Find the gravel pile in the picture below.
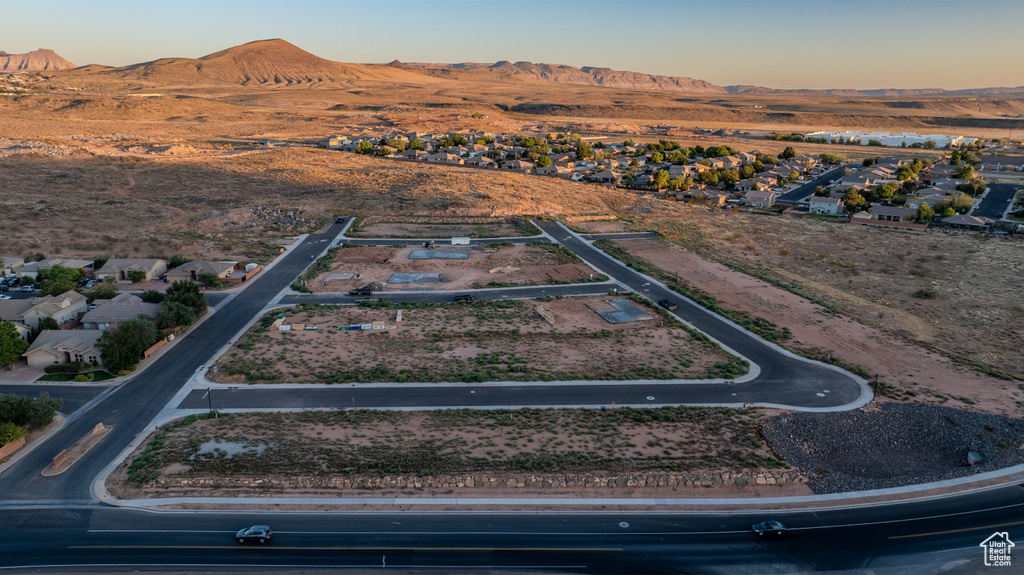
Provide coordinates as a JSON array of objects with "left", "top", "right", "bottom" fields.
[{"left": 761, "top": 403, "right": 1024, "bottom": 494}]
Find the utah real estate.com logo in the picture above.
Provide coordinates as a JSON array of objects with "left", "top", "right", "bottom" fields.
[{"left": 980, "top": 532, "right": 1013, "bottom": 567}]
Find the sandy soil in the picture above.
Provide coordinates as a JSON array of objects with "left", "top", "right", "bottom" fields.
[
  {"left": 311, "top": 243, "right": 599, "bottom": 292},
  {"left": 351, "top": 220, "right": 528, "bottom": 238},
  {"left": 614, "top": 237, "right": 1021, "bottom": 417},
  {"left": 212, "top": 296, "right": 735, "bottom": 384},
  {"left": 577, "top": 221, "right": 628, "bottom": 233}
]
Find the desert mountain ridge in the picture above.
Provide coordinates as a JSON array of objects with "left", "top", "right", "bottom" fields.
[
  {"left": 399, "top": 60, "right": 1024, "bottom": 97},
  {"left": 14, "top": 40, "right": 1023, "bottom": 96},
  {"left": 0, "top": 48, "right": 76, "bottom": 72}
]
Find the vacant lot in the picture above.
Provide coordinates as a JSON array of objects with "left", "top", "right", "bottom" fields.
[
  {"left": 211, "top": 297, "right": 744, "bottom": 384},
  {"left": 310, "top": 242, "right": 602, "bottom": 292},
  {"left": 114, "top": 406, "right": 789, "bottom": 490},
  {"left": 620, "top": 201, "right": 1024, "bottom": 417},
  {"left": 348, "top": 216, "right": 538, "bottom": 238}
]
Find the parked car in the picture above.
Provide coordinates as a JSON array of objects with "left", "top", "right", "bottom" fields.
[
  {"left": 0, "top": 295, "right": 10, "bottom": 300},
  {"left": 348, "top": 288, "right": 373, "bottom": 296},
  {"left": 454, "top": 294, "right": 474, "bottom": 302},
  {"left": 335, "top": 216, "right": 345, "bottom": 223},
  {"left": 236, "top": 525, "right": 272, "bottom": 544},
  {"left": 16, "top": 286, "right": 33, "bottom": 293},
  {"left": 0, "top": 285, "right": 7, "bottom": 292},
  {"left": 85, "top": 280, "right": 95, "bottom": 288},
  {"left": 658, "top": 299, "right": 677, "bottom": 311},
  {"left": 752, "top": 521, "right": 786, "bottom": 535}
]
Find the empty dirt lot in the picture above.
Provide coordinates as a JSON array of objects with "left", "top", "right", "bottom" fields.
[
  {"left": 309, "top": 242, "right": 602, "bottom": 292},
  {"left": 211, "top": 297, "right": 743, "bottom": 384}
]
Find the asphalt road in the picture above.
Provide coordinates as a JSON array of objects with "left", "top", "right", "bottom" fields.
[
  {"left": 0, "top": 222, "right": 349, "bottom": 503},
  {"left": 3, "top": 482, "right": 1022, "bottom": 572},
  {"left": 775, "top": 166, "right": 848, "bottom": 204},
  {"left": 0, "top": 384, "right": 105, "bottom": 415},
  {"left": 973, "top": 182, "right": 1019, "bottom": 219}
]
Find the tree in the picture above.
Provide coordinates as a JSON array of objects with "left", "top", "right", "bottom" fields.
[
  {"left": 916, "top": 203, "right": 935, "bottom": 223},
  {"left": 93, "top": 257, "right": 108, "bottom": 270},
  {"left": 788, "top": 170, "right": 800, "bottom": 181},
  {"left": 878, "top": 184, "right": 896, "bottom": 199},
  {"left": 952, "top": 165, "right": 975, "bottom": 179},
  {"left": 96, "top": 317, "right": 159, "bottom": 373},
  {"left": 39, "top": 279, "right": 77, "bottom": 297},
  {"left": 667, "top": 150, "right": 687, "bottom": 164},
  {"left": 650, "top": 151, "right": 665, "bottom": 164},
  {"left": 698, "top": 170, "right": 719, "bottom": 185},
  {"left": 651, "top": 170, "right": 671, "bottom": 189},
  {"left": 167, "top": 254, "right": 191, "bottom": 268},
  {"left": 0, "top": 322, "right": 28, "bottom": 367},
  {"left": 128, "top": 270, "right": 147, "bottom": 283},
  {"left": 576, "top": 143, "right": 594, "bottom": 159},
  {"left": 165, "top": 280, "right": 207, "bottom": 316},
  {"left": 779, "top": 146, "right": 797, "bottom": 160},
  {"left": 842, "top": 188, "right": 866, "bottom": 211},
  {"left": 721, "top": 169, "right": 740, "bottom": 187},
  {"left": 408, "top": 139, "right": 423, "bottom": 150},
  {"left": 355, "top": 141, "right": 372, "bottom": 154},
  {"left": 37, "top": 264, "right": 83, "bottom": 285},
  {"left": 739, "top": 164, "right": 756, "bottom": 179},
  {"left": 0, "top": 392, "right": 62, "bottom": 428},
  {"left": 140, "top": 290, "right": 165, "bottom": 304},
  {"left": 942, "top": 207, "right": 955, "bottom": 217},
  {"left": 36, "top": 317, "right": 59, "bottom": 331},
  {"left": 157, "top": 301, "right": 197, "bottom": 329},
  {"left": 86, "top": 283, "right": 118, "bottom": 303},
  {"left": 198, "top": 273, "right": 222, "bottom": 289},
  {"left": 33, "top": 253, "right": 45, "bottom": 262},
  {"left": 819, "top": 153, "right": 846, "bottom": 165},
  {"left": 536, "top": 155, "right": 552, "bottom": 168}
]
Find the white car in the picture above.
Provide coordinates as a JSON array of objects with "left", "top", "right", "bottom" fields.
[{"left": 0, "top": 295, "right": 10, "bottom": 300}]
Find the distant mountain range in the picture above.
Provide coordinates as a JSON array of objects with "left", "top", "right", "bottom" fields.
[
  {"left": 400, "top": 61, "right": 1024, "bottom": 97},
  {"left": 0, "top": 48, "right": 75, "bottom": 72},
  {"left": 7, "top": 41, "right": 1022, "bottom": 96}
]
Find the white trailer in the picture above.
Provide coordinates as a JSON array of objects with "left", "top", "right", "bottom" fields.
[{"left": 451, "top": 237, "right": 471, "bottom": 246}]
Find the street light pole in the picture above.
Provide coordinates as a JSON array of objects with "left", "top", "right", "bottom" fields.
[{"left": 203, "top": 388, "right": 213, "bottom": 413}]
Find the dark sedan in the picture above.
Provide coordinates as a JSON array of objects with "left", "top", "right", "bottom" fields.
[
  {"left": 752, "top": 520, "right": 786, "bottom": 535},
  {"left": 236, "top": 525, "right": 272, "bottom": 544}
]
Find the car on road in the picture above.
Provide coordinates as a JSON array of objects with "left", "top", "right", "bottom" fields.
[
  {"left": 336, "top": 216, "right": 345, "bottom": 223},
  {"left": 0, "top": 295, "right": 10, "bottom": 300},
  {"left": 236, "top": 525, "right": 272, "bottom": 544},
  {"left": 658, "top": 299, "right": 677, "bottom": 310},
  {"left": 16, "top": 286, "right": 33, "bottom": 293},
  {"left": 752, "top": 521, "right": 786, "bottom": 535},
  {"left": 348, "top": 288, "right": 373, "bottom": 296},
  {"left": 454, "top": 294, "right": 474, "bottom": 302}
]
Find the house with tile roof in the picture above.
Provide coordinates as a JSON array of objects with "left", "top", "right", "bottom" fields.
[
  {"left": 94, "top": 259, "right": 168, "bottom": 283},
  {"left": 80, "top": 293, "right": 160, "bottom": 330},
  {"left": 0, "top": 290, "right": 87, "bottom": 329},
  {"left": 23, "top": 330, "right": 103, "bottom": 367},
  {"left": 164, "top": 261, "right": 236, "bottom": 284}
]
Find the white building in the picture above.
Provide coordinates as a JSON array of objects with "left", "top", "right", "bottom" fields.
[{"left": 804, "top": 131, "right": 976, "bottom": 148}]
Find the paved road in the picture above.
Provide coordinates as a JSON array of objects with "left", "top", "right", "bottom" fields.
[
  {"left": 973, "top": 182, "right": 1019, "bottom": 219},
  {"left": 775, "top": 166, "right": 847, "bottom": 205},
  {"left": 0, "top": 384, "right": 105, "bottom": 415},
  {"left": 581, "top": 232, "right": 661, "bottom": 241},
  {"left": 3, "top": 483, "right": 1021, "bottom": 571},
  {"left": 342, "top": 236, "right": 543, "bottom": 247},
  {"left": 278, "top": 282, "right": 619, "bottom": 306},
  {"left": 0, "top": 223, "right": 349, "bottom": 502}
]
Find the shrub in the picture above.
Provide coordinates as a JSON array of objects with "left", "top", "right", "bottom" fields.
[
  {"left": 912, "top": 288, "right": 938, "bottom": 300},
  {"left": 0, "top": 421, "right": 28, "bottom": 445},
  {"left": 117, "top": 370, "right": 129, "bottom": 376},
  {"left": 74, "top": 374, "right": 89, "bottom": 382},
  {"left": 43, "top": 362, "right": 87, "bottom": 374}
]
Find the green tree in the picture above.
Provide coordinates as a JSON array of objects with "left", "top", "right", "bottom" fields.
[
  {"left": 355, "top": 140, "right": 373, "bottom": 154},
  {"left": 667, "top": 150, "right": 687, "bottom": 164},
  {"left": 739, "top": 164, "right": 756, "bottom": 179},
  {"left": 842, "top": 188, "right": 866, "bottom": 211},
  {"left": 33, "top": 253, "right": 45, "bottom": 262},
  {"left": 37, "top": 265, "right": 84, "bottom": 285},
  {"left": 167, "top": 254, "right": 191, "bottom": 268},
  {"left": 942, "top": 207, "right": 955, "bottom": 217},
  {"left": 198, "top": 273, "right": 222, "bottom": 289},
  {"left": 916, "top": 203, "right": 935, "bottom": 223},
  {"left": 86, "top": 283, "right": 118, "bottom": 303},
  {"left": 779, "top": 146, "right": 797, "bottom": 160},
  {"left": 698, "top": 170, "right": 719, "bottom": 185},
  {"left": 93, "top": 257, "right": 108, "bottom": 270},
  {"left": 0, "top": 322, "right": 28, "bottom": 367},
  {"left": 140, "top": 290, "right": 165, "bottom": 304},
  {"left": 36, "top": 317, "right": 59, "bottom": 331},
  {"left": 39, "top": 279, "right": 77, "bottom": 297},
  {"left": 128, "top": 270, "right": 147, "bottom": 283},
  {"left": 536, "top": 155, "right": 553, "bottom": 168},
  {"left": 0, "top": 392, "right": 62, "bottom": 428},
  {"left": 721, "top": 169, "right": 740, "bottom": 187},
  {"left": 650, "top": 151, "right": 665, "bottom": 163},
  {"left": 878, "top": 184, "right": 896, "bottom": 199},
  {"left": 952, "top": 165, "right": 975, "bottom": 179},
  {"left": 165, "top": 280, "right": 207, "bottom": 316},
  {"left": 96, "top": 317, "right": 159, "bottom": 373},
  {"left": 576, "top": 143, "right": 594, "bottom": 159},
  {"left": 652, "top": 169, "right": 671, "bottom": 189},
  {"left": 157, "top": 301, "right": 197, "bottom": 329},
  {"left": 408, "top": 139, "right": 423, "bottom": 150}
]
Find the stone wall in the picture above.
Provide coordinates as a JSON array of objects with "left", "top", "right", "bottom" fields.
[
  {"left": 0, "top": 436, "right": 25, "bottom": 460},
  {"left": 151, "top": 470, "right": 805, "bottom": 490}
]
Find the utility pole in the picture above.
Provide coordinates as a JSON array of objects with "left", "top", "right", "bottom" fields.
[{"left": 203, "top": 388, "right": 213, "bottom": 414}]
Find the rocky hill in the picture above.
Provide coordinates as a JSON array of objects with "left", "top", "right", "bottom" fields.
[
  {"left": 101, "top": 39, "right": 426, "bottom": 87},
  {"left": 0, "top": 48, "right": 75, "bottom": 72}
]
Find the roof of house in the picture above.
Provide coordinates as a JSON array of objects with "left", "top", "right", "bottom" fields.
[
  {"left": 0, "top": 291, "right": 85, "bottom": 322},
  {"left": 81, "top": 293, "right": 160, "bottom": 324},
  {"left": 166, "top": 261, "right": 236, "bottom": 277},
  {"left": 942, "top": 214, "right": 995, "bottom": 226},
  {"left": 1, "top": 257, "right": 25, "bottom": 269},
  {"left": 810, "top": 196, "right": 844, "bottom": 205},
  {"left": 24, "top": 329, "right": 103, "bottom": 358},
  {"left": 872, "top": 206, "right": 917, "bottom": 218},
  {"left": 19, "top": 259, "right": 94, "bottom": 273},
  {"left": 95, "top": 258, "right": 166, "bottom": 276},
  {"left": 745, "top": 189, "right": 777, "bottom": 199}
]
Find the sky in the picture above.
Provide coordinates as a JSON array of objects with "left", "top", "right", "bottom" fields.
[{"left": 2, "top": 0, "right": 1023, "bottom": 90}]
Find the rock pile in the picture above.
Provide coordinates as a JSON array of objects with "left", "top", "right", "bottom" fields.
[{"left": 761, "top": 403, "right": 1024, "bottom": 494}]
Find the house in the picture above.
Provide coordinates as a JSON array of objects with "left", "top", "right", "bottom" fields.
[
  {"left": 23, "top": 330, "right": 104, "bottom": 367},
  {"left": 1, "top": 257, "right": 24, "bottom": 276},
  {"left": 808, "top": 196, "right": 845, "bottom": 215},
  {"left": 941, "top": 214, "right": 995, "bottom": 231},
  {"left": 164, "top": 261, "right": 236, "bottom": 284},
  {"left": 535, "top": 164, "right": 573, "bottom": 177},
  {"left": 871, "top": 206, "right": 917, "bottom": 222},
  {"left": 744, "top": 189, "right": 778, "bottom": 208},
  {"left": 500, "top": 160, "right": 534, "bottom": 172},
  {"left": 427, "top": 153, "right": 463, "bottom": 165},
  {"left": 0, "top": 290, "right": 87, "bottom": 329},
  {"left": 80, "top": 293, "right": 161, "bottom": 330},
  {"left": 463, "top": 155, "right": 494, "bottom": 167},
  {"left": 396, "top": 149, "right": 429, "bottom": 160},
  {"left": 978, "top": 155, "right": 1024, "bottom": 171},
  {"left": 94, "top": 259, "right": 168, "bottom": 283},
  {"left": 736, "top": 152, "right": 758, "bottom": 165},
  {"left": 590, "top": 170, "right": 621, "bottom": 184},
  {"left": 16, "top": 259, "right": 94, "bottom": 280}
]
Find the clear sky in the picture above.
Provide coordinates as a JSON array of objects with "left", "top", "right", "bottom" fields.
[{"left": 2, "top": 0, "right": 1022, "bottom": 90}]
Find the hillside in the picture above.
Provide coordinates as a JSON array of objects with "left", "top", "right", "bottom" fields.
[
  {"left": 96, "top": 39, "right": 428, "bottom": 87},
  {"left": 0, "top": 48, "right": 75, "bottom": 71}
]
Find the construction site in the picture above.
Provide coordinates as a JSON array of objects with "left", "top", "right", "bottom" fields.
[{"left": 307, "top": 242, "right": 602, "bottom": 293}]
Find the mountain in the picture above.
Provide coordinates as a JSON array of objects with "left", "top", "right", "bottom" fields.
[
  {"left": 103, "top": 39, "right": 423, "bottom": 86},
  {"left": 0, "top": 48, "right": 75, "bottom": 72},
  {"left": 400, "top": 60, "right": 728, "bottom": 94}
]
